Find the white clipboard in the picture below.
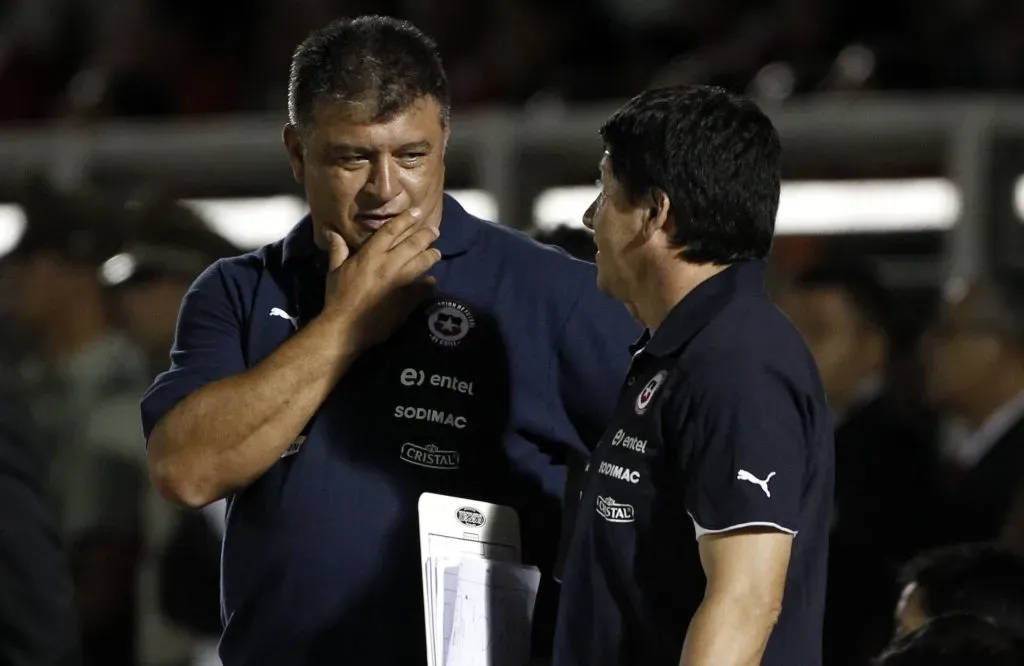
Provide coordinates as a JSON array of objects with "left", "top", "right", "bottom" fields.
[{"left": 418, "top": 492, "right": 522, "bottom": 666}]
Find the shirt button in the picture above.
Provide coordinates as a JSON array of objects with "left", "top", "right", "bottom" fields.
[{"left": 627, "top": 376, "right": 636, "bottom": 386}]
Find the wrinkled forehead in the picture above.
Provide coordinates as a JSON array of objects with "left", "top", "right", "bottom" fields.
[{"left": 308, "top": 96, "right": 445, "bottom": 140}]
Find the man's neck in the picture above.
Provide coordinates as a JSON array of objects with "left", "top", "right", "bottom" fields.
[{"left": 631, "top": 259, "right": 728, "bottom": 331}]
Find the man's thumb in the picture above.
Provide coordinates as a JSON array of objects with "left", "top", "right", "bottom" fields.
[{"left": 326, "top": 230, "right": 349, "bottom": 271}]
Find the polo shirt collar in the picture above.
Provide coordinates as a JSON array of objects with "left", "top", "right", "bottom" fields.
[
  {"left": 634, "top": 259, "right": 768, "bottom": 357},
  {"left": 282, "top": 192, "right": 480, "bottom": 267}
]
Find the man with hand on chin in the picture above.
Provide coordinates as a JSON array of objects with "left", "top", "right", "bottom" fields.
[
  {"left": 553, "top": 85, "right": 834, "bottom": 666},
  {"left": 140, "top": 15, "right": 638, "bottom": 666}
]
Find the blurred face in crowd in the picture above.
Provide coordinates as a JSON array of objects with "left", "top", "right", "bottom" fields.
[
  {"left": 1, "top": 254, "right": 76, "bottom": 334},
  {"left": 923, "top": 281, "right": 1006, "bottom": 410},
  {"left": 584, "top": 152, "right": 660, "bottom": 303},
  {"left": 284, "top": 96, "right": 448, "bottom": 253},
  {"left": 784, "top": 286, "right": 885, "bottom": 408},
  {"left": 894, "top": 581, "right": 929, "bottom": 637},
  {"left": 112, "top": 280, "right": 188, "bottom": 364}
]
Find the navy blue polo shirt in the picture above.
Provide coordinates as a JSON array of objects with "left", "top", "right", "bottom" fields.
[
  {"left": 553, "top": 260, "right": 834, "bottom": 666},
  {"left": 140, "top": 195, "right": 640, "bottom": 665}
]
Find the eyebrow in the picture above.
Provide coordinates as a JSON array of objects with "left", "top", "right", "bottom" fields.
[
  {"left": 395, "top": 141, "right": 432, "bottom": 153},
  {"left": 326, "top": 140, "right": 432, "bottom": 155}
]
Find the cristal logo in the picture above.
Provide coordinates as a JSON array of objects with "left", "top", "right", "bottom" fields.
[
  {"left": 455, "top": 506, "right": 486, "bottom": 527},
  {"left": 596, "top": 496, "right": 635, "bottom": 523},
  {"left": 399, "top": 443, "right": 460, "bottom": 470}
]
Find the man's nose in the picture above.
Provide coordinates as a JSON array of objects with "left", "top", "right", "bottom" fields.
[
  {"left": 365, "top": 158, "right": 400, "bottom": 201},
  {"left": 583, "top": 201, "right": 597, "bottom": 230}
]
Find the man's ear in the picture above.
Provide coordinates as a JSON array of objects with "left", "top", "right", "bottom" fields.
[
  {"left": 641, "top": 189, "right": 672, "bottom": 240},
  {"left": 283, "top": 124, "right": 306, "bottom": 184}
]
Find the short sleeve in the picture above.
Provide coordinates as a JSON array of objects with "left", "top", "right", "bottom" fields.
[
  {"left": 141, "top": 260, "right": 247, "bottom": 440},
  {"left": 683, "top": 356, "right": 808, "bottom": 538}
]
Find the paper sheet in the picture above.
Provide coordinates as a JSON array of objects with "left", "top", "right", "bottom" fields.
[
  {"left": 419, "top": 493, "right": 529, "bottom": 666},
  {"left": 446, "top": 558, "right": 542, "bottom": 666}
]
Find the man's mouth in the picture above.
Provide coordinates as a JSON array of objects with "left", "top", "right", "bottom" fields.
[{"left": 355, "top": 212, "right": 399, "bottom": 230}]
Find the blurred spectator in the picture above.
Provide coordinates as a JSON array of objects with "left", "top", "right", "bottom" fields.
[
  {"left": 531, "top": 225, "right": 595, "bottom": 262},
  {"left": 103, "top": 194, "right": 241, "bottom": 374},
  {"left": 876, "top": 613, "right": 1024, "bottom": 666},
  {"left": 782, "top": 253, "right": 940, "bottom": 666},
  {"left": 922, "top": 278, "right": 1024, "bottom": 544},
  {"left": 0, "top": 176, "right": 150, "bottom": 665},
  {"left": 0, "top": 373, "right": 80, "bottom": 666},
  {"left": 894, "top": 543, "right": 1024, "bottom": 638},
  {"left": 101, "top": 193, "right": 240, "bottom": 666}
]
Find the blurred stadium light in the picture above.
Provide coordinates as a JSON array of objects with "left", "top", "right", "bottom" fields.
[
  {"left": 1, "top": 178, "right": 1023, "bottom": 257},
  {"left": 533, "top": 178, "right": 963, "bottom": 234}
]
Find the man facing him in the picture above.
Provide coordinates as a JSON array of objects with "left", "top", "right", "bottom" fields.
[
  {"left": 553, "top": 86, "right": 834, "bottom": 666},
  {"left": 140, "top": 15, "right": 639, "bottom": 665}
]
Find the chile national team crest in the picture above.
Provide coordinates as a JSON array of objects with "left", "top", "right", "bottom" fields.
[
  {"left": 635, "top": 370, "right": 668, "bottom": 414},
  {"left": 426, "top": 299, "right": 475, "bottom": 347}
]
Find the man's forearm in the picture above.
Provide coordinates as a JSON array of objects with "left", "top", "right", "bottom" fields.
[
  {"left": 148, "top": 309, "right": 362, "bottom": 507},
  {"left": 679, "top": 594, "right": 779, "bottom": 666}
]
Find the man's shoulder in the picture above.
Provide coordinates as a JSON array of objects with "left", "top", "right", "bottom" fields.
[
  {"left": 472, "top": 218, "right": 599, "bottom": 302},
  {"left": 697, "top": 295, "right": 814, "bottom": 368},
  {"left": 475, "top": 218, "right": 594, "bottom": 273},
  {"left": 207, "top": 240, "right": 281, "bottom": 281},
  {"left": 682, "top": 296, "right": 824, "bottom": 406},
  {"left": 187, "top": 238, "right": 288, "bottom": 310}
]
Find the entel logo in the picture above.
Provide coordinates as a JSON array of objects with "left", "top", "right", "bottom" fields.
[
  {"left": 456, "top": 507, "right": 486, "bottom": 527},
  {"left": 610, "top": 429, "right": 648, "bottom": 454}
]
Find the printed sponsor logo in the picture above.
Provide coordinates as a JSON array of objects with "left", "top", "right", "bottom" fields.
[
  {"left": 400, "top": 368, "right": 475, "bottom": 395},
  {"left": 394, "top": 405, "right": 467, "bottom": 429},
  {"left": 456, "top": 506, "right": 486, "bottom": 527},
  {"left": 610, "top": 429, "right": 647, "bottom": 454},
  {"left": 400, "top": 443, "right": 460, "bottom": 470},
  {"left": 598, "top": 461, "right": 641, "bottom": 484},
  {"left": 596, "top": 496, "right": 635, "bottom": 523}
]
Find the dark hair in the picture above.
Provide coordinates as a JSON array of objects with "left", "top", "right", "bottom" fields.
[
  {"left": 899, "top": 543, "right": 1024, "bottom": 637},
  {"left": 794, "top": 250, "right": 895, "bottom": 339},
  {"left": 876, "top": 614, "right": 1024, "bottom": 666},
  {"left": 288, "top": 15, "right": 450, "bottom": 129},
  {"left": 600, "top": 85, "right": 781, "bottom": 265}
]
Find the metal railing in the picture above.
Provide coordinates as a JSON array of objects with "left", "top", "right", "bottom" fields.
[{"left": 3, "top": 94, "right": 1024, "bottom": 281}]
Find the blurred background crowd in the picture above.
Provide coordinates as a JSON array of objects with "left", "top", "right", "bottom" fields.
[
  {"left": 3, "top": 0, "right": 1024, "bottom": 119},
  {"left": 2, "top": 1, "right": 1024, "bottom": 666}
]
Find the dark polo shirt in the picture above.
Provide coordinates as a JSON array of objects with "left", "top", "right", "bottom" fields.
[
  {"left": 140, "top": 195, "right": 640, "bottom": 665},
  {"left": 553, "top": 260, "right": 834, "bottom": 666}
]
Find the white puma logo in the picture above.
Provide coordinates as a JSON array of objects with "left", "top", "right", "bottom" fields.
[
  {"left": 269, "top": 307, "right": 298, "bottom": 330},
  {"left": 737, "top": 469, "right": 776, "bottom": 498}
]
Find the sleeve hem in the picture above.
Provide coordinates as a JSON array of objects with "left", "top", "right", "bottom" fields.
[{"left": 688, "top": 512, "right": 798, "bottom": 540}]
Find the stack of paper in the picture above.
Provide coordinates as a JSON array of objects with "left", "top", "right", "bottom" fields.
[
  {"left": 425, "top": 556, "right": 541, "bottom": 666},
  {"left": 419, "top": 493, "right": 542, "bottom": 666}
]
